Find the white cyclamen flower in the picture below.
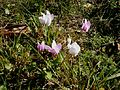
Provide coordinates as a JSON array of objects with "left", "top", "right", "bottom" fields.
[
  {"left": 67, "top": 38, "right": 80, "bottom": 56},
  {"left": 39, "top": 10, "right": 54, "bottom": 26}
]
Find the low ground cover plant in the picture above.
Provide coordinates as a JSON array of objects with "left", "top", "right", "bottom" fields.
[{"left": 0, "top": 0, "right": 120, "bottom": 90}]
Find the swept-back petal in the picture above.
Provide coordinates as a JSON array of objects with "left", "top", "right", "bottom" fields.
[
  {"left": 52, "top": 40, "right": 57, "bottom": 49},
  {"left": 68, "top": 42, "right": 80, "bottom": 56},
  {"left": 46, "top": 10, "right": 50, "bottom": 15},
  {"left": 54, "top": 44, "right": 62, "bottom": 54},
  {"left": 37, "top": 41, "right": 45, "bottom": 51},
  {"left": 39, "top": 10, "right": 54, "bottom": 26},
  {"left": 81, "top": 19, "right": 91, "bottom": 32}
]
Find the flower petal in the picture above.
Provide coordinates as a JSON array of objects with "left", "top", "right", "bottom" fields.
[
  {"left": 68, "top": 42, "right": 80, "bottom": 56},
  {"left": 48, "top": 44, "right": 62, "bottom": 55},
  {"left": 37, "top": 41, "right": 45, "bottom": 51},
  {"left": 46, "top": 10, "right": 50, "bottom": 15},
  {"left": 52, "top": 40, "right": 57, "bottom": 49},
  {"left": 39, "top": 10, "right": 54, "bottom": 26},
  {"left": 81, "top": 19, "right": 91, "bottom": 32},
  {"left": 54, "top": 44, "right": 62, "bottom": 54}
]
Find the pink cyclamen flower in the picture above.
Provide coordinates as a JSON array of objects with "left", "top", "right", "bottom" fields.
[
  {"left": 47, "top": 40, "right": 62, "bottom": 55},
  {"left": 37, "top": 40, "right": 62, "bottom": 56},
  {"left": 37, "top": 41, "right": 46, "bottom": 51},
  {"left": 81, "top": 19, "right": 91, "bottom": 32},
  {"left": 39, "top": 10, "right": 54, "bottom": 26},
  {"left": 37, "top": 41, "right": 51, "bottom": 51}
]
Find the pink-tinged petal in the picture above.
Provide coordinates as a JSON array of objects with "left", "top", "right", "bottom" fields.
[
  {"left": 81, "top": 24, "right": 84, "bottom": 29},
  {"left": 54, "top": 44, "right": 62, "bottom": 54},
  {"left": 81, "top": 19, "right": 91, "bottom": 32},
  {"left": 44, "top": 45, "right": 56, "bottom": 55},
  {"left": 44, "top": 45, "right": 52, "bottom": 51},
  {"left": 57, "top": 44, "right": 62, "bottom": 50},
  {"left": 48, "top": 48, "right": 56, "bottom": 55},
  {"left": 81, "top": 23, "right": 86, "bottom": 31},
  {"left": 48, "top": 44, "right": 62, "bottom": 55},
  {"left": 86, "top": 21, "right": 91, "bottom": 31},
  {"left": 47, "top": 40, "right": 62, "bottom": 55},
  {"left": 37, "top": 42, "right": 45, "bottom": 51},
  {"left": 37, "top": 40, "right": 62, "bottom": 56}
]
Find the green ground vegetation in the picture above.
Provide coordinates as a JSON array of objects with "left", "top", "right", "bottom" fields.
[{"left": 0, "top": 0, "right": 120, "bottom": 90}]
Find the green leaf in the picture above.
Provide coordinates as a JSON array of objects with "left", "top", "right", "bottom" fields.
[
  {"left": 0, "top": 85, "right": 7, "bottom": 90},
  {"left": 45, "top": 72, "right": 52, "bottom": 80},
  {"left": 5, "top": 63, "right": 13, "bottom": 70},
  {"left": 107, "top": 73, "right": 120, "bottom": 80}
]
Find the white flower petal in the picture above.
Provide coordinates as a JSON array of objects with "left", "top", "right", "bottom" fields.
[
  {"left": 68, "top": 42, "right": 80, "bottom": 56},
  {"left": 41, "top": 12, "right": 45, "bottom": 16},
  {"left": 52, "top": 40, "right": 57, "bottom": 49},
  {"left": 41, "top": 41, "right": 45, "bottom": 45},
  {"left": 84, "top": 19, "right": 87, "bottom": 23},
  {"left": 46, "top": 16, "right": 52, "bottom": 26},
  {"left": 46, "top": 10, "right": 50, "bottom": 15},
  {"left": 67, "top": 38, "right": 72, "bottom": 44},
  {"left": 39, "top": 10, "right": 54, "bottom": 26}
]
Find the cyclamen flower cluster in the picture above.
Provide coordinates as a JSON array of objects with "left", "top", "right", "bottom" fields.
[
  {"left": 37, "top": 40, "right": 62, "bottom": 56},
  {"left": 39, "top": 10, "right": 91, "bottom": 32},
  {"left": 37, "top": 38, "right": 80, "bottom": 56},
  {"left": 38, "top": 10, "right": 91, "bottom": 56}
]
